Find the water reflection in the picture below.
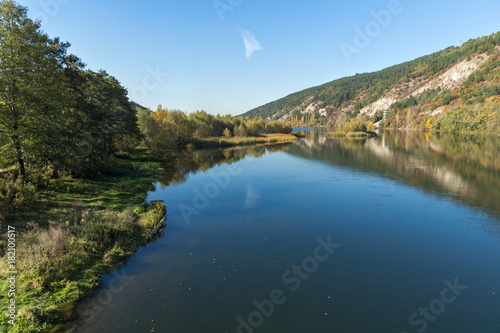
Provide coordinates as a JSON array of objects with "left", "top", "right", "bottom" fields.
[
  {"left": 68, "top": 129, "right": 500, "bottom": 333},
  {"left": 155, "top": 131, "right": 500, "bottom": 218},
  {"left": 289, "top": 130, "right": 500, "bottom": 218},
  {"left": 156, "top": 143, "right": 293, "bottom": 188}
]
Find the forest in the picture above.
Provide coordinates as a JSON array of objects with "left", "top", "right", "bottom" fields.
[
  {"left": 0, "top": 2, "right": 293, "bottom": 331},
  {"left": 243, "top": 31, "right": 500, "bottom": 133},
  {"left": 0, "top": 0, "right": 293, "bottom": 218}
]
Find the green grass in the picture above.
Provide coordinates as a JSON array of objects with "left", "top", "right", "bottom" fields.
[{"left": 0, "top": 148, "right": 166, "bottom": 333}]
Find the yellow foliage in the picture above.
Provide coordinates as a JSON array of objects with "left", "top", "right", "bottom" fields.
[
  {"left": 367, "top": 121, "right": 375, "bottom": 131},
  {"left": 153, "top": 105, "right": 169, "bottom": 125},
  {"left": 425, "top": 119, "right": 433, "bottom": 131}
]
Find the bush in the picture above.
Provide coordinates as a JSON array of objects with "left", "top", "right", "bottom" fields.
[
  {"left": 222, "top": 128, "right": 233, "bottom": 138},
  {"left": 138, "top": 201, "right": 166, "bottom": 233},
  {"left": 342, "top": 119, "right": 367, "bottom": 133},
  {"left": 245, "top": 118, "right": 266, "bottom": 136},
  {"left": 265, "top": 121, "right": 293, "bottom": 134},
  {"left": 0, "top": 176, "right": 37, "bottom": 216}
]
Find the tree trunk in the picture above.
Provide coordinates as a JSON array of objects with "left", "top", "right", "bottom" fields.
[
  {"left": 12, "top": 135, "right": 26, "bottom": 178},
  {"left": 50, "top": 162, "right": 60, "bottom": 179}
]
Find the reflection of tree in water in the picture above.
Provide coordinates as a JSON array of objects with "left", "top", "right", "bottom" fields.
[
  {"left": 338, "top": 138, "right": 367, "bottom": 149},
  {"left": 288, "top": 130, "right": 500, "bottom": 217},
  {"left": 156, "top": 144, "right": 292, "bottom": 188}
]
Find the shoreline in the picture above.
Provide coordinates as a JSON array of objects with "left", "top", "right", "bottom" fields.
[
  {"left": 0, "top": 140, "right": 298, "bottom": 333},
  {"left": 377, "top": 126, "right": 500, "bottom": 136},
  {"left": 190, "top": 133, "right": 298, "bottom": 149},
  {"left": 0, "top": 148, "right": 166, "bottom": 332}
]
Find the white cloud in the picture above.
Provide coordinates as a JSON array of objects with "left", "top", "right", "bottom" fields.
[{"left": 237, "top": 26, "right": 263, "bottom": 59}]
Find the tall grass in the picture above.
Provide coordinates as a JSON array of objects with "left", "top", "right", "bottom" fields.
[
  {"left": 0, "top": 201, "right": 166, "bottom": 332},
  {"left": 191, "top": 133, "right": 297, "bottom": 149},
  {"left": 0, "top": 148, "right": 165, "bottom": 332}
]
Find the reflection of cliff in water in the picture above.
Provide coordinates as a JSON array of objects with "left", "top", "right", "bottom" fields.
[
  {"left": 287, "top": 130, "right": 500, "bottom": 217},
  {"left": 157, "top": 144, "right": 293, "bottom": 188}
]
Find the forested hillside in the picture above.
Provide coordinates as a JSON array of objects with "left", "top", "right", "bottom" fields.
[{"left": 242, "top": 32, "right": 500, "bottom": 134}]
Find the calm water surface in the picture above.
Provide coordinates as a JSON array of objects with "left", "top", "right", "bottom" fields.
[{"left": 69, "top": 130, "right": 500, "bottom": 333}]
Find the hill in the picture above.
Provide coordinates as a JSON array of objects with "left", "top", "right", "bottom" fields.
[{"left": 241, "top": 32, "right": 500, "bottom": 134}]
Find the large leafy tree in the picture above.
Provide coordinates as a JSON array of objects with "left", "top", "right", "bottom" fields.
[
  {"left": 87, "top": 70, "right": 140, "bottom": 158},
  {"left": 69, "top": 69, "right": 140, "bottom": 173},
  {"left": 0, "top": 0, "right": 69, "bottom": 178}
]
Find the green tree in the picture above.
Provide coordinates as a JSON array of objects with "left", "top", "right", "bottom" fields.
[
  {"left": 233, "top": 124, "right": 248, "bottom": 137},
  {"left": 0, "top": 0, "right": 69, "bottom": 178},
  {"left": 222, "top": 127, "right": 232, "bottom": 137},
  {"left": 137, "top": 107, "right": 176, "bottom": 157},
  {"left": 162, "top": 109, "right": 196, "bottom": 147},
  {"left": 342, "top": 119, "right": 367, "bottom": 133},
  {"left": 245, "top": 117, "right": 265, "bottom": 136}
]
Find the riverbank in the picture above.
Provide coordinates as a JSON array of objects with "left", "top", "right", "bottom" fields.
[
  {"left": 190, "top": 133, "right": 298, "bottom": 149},
  {"left": 0, "top": 149, "right": 166, "bottom": 333},
  {"left": 378, "top": 126, "right": 500, "bottom": 136},
  {"left": 326, "top": 131, "right": 378, "bottom": 138},
  {"left": 0, "top": 138, "right": 299, "bottom": 332}
]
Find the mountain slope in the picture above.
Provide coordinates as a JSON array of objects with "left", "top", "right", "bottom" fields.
[{"left": 241, "top": 32, "right": 500, "bottom": 133}]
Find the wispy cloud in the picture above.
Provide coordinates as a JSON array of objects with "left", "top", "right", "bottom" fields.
[
  {"left": 237, "top": 26, "right": 263, "bottom": 59},
  {"left": 244, "top": 183, "right": 261, "bottom": 209}
]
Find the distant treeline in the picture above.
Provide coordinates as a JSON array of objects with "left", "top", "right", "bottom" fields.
[
  {"left": 137, "top": 106, "right": 292, "bottom": 156},
  {"left": 0, "top": 0, "right": 293, "bottom": 182}
]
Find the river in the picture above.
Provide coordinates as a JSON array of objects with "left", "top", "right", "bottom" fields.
[{"left": 67, "top": 130, "right": 500, "bottom": 333}]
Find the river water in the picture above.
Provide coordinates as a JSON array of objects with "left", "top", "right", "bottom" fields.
[{"left": 68, "top": 130, "right": 500, "bottom": 333}]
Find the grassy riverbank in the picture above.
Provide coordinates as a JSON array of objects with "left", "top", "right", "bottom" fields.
[
  {"left": 0, "top": 149, "right": 166, "bottom": 333},
  {"left": 190, "top": 133, "right": 298, "bottom": 149},
  {"left": 326, "top": 131, "right": 378, "bottom": 138}
]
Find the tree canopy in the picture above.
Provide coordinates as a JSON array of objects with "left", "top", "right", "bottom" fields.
[{"left": 0, "top": 0, "right": 140, "bottom": 178}]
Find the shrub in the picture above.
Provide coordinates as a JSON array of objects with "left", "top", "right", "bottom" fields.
[
  {"left": 265, "top": 121, "right": 293, "bottom": 134},
  {"left": 245, "top": 118, "right": 265, "bottom": 136},
  {"left": 0, "top": 176, "right": 37, "bottom": 216},
  {"left": 138, "top": 201, "right": 166, "bottom": 233},
  {"left": 222, "top": 128, "right": 233, "bottom": 138},
  {"left": 342, "top": 119, "right": 367, "bottom": 133}
]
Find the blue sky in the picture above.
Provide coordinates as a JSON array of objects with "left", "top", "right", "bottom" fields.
[{"left": 19, "top": 0, "right": 500, "bottom": 115}]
